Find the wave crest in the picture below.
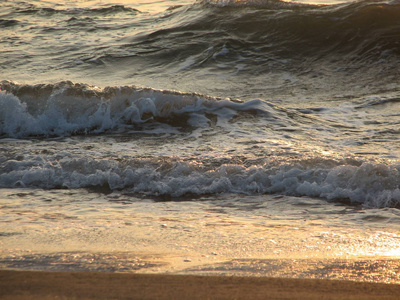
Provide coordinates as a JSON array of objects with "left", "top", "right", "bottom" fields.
[
  {"left": 0, "top": 81, "right": 269, "bottom": 138},
  {"left": 1, "top": 151, "right": 400, "bottom": 208}
]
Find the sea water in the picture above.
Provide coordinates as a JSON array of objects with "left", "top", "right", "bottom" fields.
[{"left": 1, "top": 0, "right": 400, "bottom": 282}]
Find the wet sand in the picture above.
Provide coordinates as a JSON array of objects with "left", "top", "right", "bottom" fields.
[
  {"left": 2, "top": 191, "right": 400, "bottom": 298},
  {"left": 2, "top": 269, "right": 400, "bottom": 300}
]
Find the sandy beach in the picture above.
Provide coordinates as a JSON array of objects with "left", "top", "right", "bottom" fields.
[
  {"left": 2, "top": 269, "right": 400, "bottom": 300},
  {"left": 2, "top": 190, "right": 400, "bottom": 299}
]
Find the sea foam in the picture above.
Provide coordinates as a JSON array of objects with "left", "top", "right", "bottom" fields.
[
  {"left": 0, "top": 82, "right": 270, "bottom": 138},
  {"left": 1, "top": 151, "right": 400, "bottom": 208}
]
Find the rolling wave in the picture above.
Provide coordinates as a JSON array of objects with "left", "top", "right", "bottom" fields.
[
  {"left": 94, "top": 0, "right": 399, "bottom": 91},
  {"left": 1, "top": 145, "right": 400, "bottom": 208},
  {"left": 1, "top": 0, "right": 399, "bottom": 94},
  {"left": 12, "top": 4, "right": 139, "bottom": 16},
  {"left": 0, "top": 81, "right": 271, "bottom": 138},
  {"left": 129, "top": 0, "right": 400, "bottom": 66}
]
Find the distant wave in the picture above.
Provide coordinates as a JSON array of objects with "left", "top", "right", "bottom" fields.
[
  {"left": 2, "top": 0, "right": 399, "bottom": 92},
  {"left": 198, "top": 0, "right": 400, "bottom": 59},
  {"left": 200, "top": 0, "right": 315, "bottom": 8},
  {"left": 0, "top": 19, "right": 20, "bottom": 27},
  {"left": 114, "top": 0, "right": 400, "bottom": 78},
  {"left": 14, "top": 4, "right": 139, "bottom": 16}
]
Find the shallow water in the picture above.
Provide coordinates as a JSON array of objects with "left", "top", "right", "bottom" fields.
[{"left": 2, "top": 188, "right": 400, "bottom": 282}]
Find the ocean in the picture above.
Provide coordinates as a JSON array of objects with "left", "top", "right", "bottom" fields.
[{"left": 1, "top": 0, "right": 400, "bottom": 282}]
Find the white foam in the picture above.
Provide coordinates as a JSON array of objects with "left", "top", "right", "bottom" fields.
[
  {"left": 0, "top": 84, "right": 271, "bottom": 138},
  {"left": 1, "top": 152, "right": 400, "bottom": 208}
]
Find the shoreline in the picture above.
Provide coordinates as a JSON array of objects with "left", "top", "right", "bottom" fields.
[{"left": 2, "top": 269, "right": 400, "bottom": 300}]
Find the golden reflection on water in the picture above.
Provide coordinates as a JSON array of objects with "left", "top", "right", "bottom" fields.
[
  {"left": 46, "top": 0, "right": 193, "bottom": 13},
  {"left": 340, "top": 232, "right": 400, "bottom": 259},
  {"left": 43, "top": 0, "right": 359, "bottom": 11},
  {"left": 361, "top": 232, "right": 400, "bottom": 258},
  {"left": 1, "top": 187, "right": 400, "bottom": 282}
]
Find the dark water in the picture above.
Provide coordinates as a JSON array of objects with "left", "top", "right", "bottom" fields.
[{"left": 1, "top": 0, "right": 399, "bottom": 95}]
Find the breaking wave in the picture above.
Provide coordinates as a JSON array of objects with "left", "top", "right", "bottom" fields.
[
  {"left": 0, "top": 81, "right": 271, "bottom": 138},
  {"left": 1, "top": 151, "right": 400, "bottom": 208}
]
